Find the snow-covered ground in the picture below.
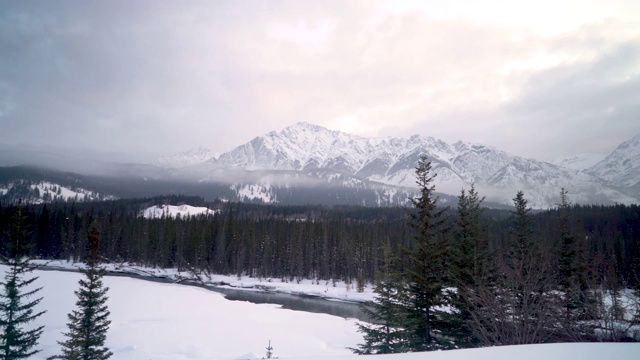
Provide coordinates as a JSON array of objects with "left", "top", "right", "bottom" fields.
[
  {"left": 140, "top": 204, "right": 219, "bottom": 219},
  {"left": 3, "top": 264, "right": 639, "bottom": 360}
]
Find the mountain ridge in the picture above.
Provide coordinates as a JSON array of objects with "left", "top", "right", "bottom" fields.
[
  {"left": 2, "top": 123, "right": 637, "bottom": 208},
  {"left": 161, "top": 122, "right": 638, "bottom": 208}
]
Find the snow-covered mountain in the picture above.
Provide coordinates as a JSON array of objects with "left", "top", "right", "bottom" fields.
[
  {"left": 2, "top": 123, "right": 637, "bottom": 208},
  {"left": 190, "top": 122, "right": 638, "bottom": 208},
  {"left": 588, "top": 133, "right": 640, "bottom": 188},
  {"left": 157, "top": 147, "right": 219, "bottom": 169}
]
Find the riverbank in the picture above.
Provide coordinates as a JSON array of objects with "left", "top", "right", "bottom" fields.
[{"left": 32, "top": 259, "right": 377, "bottom": 303}]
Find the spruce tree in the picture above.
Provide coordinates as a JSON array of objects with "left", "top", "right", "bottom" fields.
[
  {"left": 449, "top": 184, "right": 492, "bottom": 346},
  {"left": 558, "top": 188, "right": 577, "bottom": 290},
  {"left": 401, "top": 155, "right": 451, "bottom": 351},
  {"left": 352, "top": 280, "right": 405, "bottom": 354},
  {"left": 55, "top": 226, "right": 112, "bottom": 360},
  {"left": 352, "top": 241, "right": 406, "bottom": 355},
  {"left": 352, "top": 156, "right": 451, "bottom": 353},
  {"left": 0, "top": 205, "right": 46, "bottom": 360},
  {"left": 556, "top": 189, "right": 594, "bottom": 340}
]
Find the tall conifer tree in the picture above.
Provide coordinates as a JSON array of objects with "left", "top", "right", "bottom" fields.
[
  {"left": 449, "top": 184, "right": 492, "bottom": 346},
  {"left": 55, "top": 226, "right": 112, "bottom": 360},
  {"left": 352, "top": 156, "right": 452, "bottom": 353},
  {"left": 352, "top": 240, "right": 405, "bottom": 355},
  {"left": 0, "top": 205, "right": 46, "bottom": 360},
  {"left": 556, "top": 189, "right": 596, "bottom": 340},
  {"left": 402, "top": 155, "right": 451, "bottom": 351},
  {"left": 398, "top": 155, "right": 454, "bottom": 351}
]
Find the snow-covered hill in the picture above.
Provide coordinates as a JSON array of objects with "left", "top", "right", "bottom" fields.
[
  {"left": 141, "top": 204, "right": 218, "bottom": 219},
  {"left": 0, "top": 180, "right": 116, "bottom": 204},
  {"left": 188, "top": 122, "right": 638, "bottom": 208},
  {"left": 588, "top": 133, "right": 640, "bottom": 188},
  {"left": 156, "top": 147, "right": 219, "bottom": 169}
]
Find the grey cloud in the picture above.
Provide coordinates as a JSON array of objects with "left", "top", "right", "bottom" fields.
[
  {"left": 500, "top": 42, "right": 640, "bottom": 158},
  {"left": 0, "top": 1, "right": 639, "bottom": 164}
]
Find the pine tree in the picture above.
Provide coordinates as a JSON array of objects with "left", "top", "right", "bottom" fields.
[
  {"left": 558, "top": 188, "right": 577, "bottom": 290},
  {"left": 401, "top": 155, "right": 451, "bottom": 351},
  {"left": 449, "top": 184, "right": 492, "bottom": 346},
  {"left": 0, "top": 205, "right": 46, "bottom": 359},
  {"left": 352, "top": 156, "right": 452, "bottom": 353},
  {"left": 352, "top": 236, "right": 407, "bottom": 355},
  {"left": 556, "top": 189, "right": 594, "bottom": 340},
  {"left": 352, "top": 273, "right": 406, "bottom": 354},
  {"left": 55, "top": 226, "right": 112, "bottom": 360}
]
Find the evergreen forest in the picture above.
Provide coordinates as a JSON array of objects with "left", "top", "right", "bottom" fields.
[{"left": 0, "top": 197, "right": 638, "bottom": 289}]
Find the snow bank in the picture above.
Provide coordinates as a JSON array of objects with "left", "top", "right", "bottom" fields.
[{"left": 34, "top": 260, "right": 378, "bottom": 303}]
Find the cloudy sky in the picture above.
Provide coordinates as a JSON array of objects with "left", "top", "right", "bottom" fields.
[{"left": 1, "top": 0, "right": 639, "bottom": 162}]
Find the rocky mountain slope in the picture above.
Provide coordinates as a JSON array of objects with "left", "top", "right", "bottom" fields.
[
  {"left": 164, "top": 122, "right": 637, "bottom": 208},
  {"left": 551, "top": 153, "right": 606, "bottom": 171},
  {"left": 587, "top": 133, "right": 640, "bottom": 188},
  {"left": 9, "top": 123, "right": 633, "bottom": 208}
]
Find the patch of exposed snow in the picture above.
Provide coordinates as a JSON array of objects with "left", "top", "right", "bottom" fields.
[
  {"left": 232, "top": 184, "right": 276, "bottom": 203},
  {"left": 141, "top": 204, "right": 219, "bottom": 219}
]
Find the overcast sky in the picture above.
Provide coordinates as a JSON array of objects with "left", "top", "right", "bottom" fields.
[{"left": 1, "top": 0, "right": 639, "bottom": 162}]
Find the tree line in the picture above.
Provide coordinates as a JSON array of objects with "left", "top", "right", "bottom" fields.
[{"left": 0, "top": 194, "right": 638, "bottom": 291}]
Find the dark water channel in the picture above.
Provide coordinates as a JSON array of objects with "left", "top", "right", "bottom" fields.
[
  {"left": 213, "top": 286, "right": 371, "bottom": 322},
  {"left": 42, "top": 267, "right": 371, "bottom": 322}
]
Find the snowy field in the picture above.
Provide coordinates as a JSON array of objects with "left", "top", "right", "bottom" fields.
[
  {"left": 2, "top": 264, "right": 639, "bottom": 360},
  {"left": 14, "top": 266, "right": 361, "bottom": 360}
]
